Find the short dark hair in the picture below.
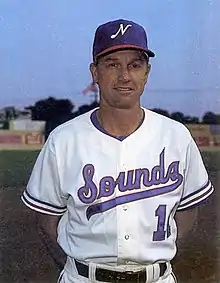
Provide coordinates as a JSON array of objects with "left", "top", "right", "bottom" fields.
[{"left": 94, "top": 48, "right": 149, "bottom": 65}]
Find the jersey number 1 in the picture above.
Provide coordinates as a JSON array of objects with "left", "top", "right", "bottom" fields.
[{"left": 153, "top": 205, "right": 171, "bottom": 241}]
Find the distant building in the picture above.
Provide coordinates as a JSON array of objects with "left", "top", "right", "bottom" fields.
[
  {"left": 0, "top": 107, "right": 31, "bottom": 121},
  {"left": 0, "top": 109, "right": 5, "bottom": 121},
  {"left": 14, "top": 109, "right": 32, "bottom": 120},
  {"left": 0, "top": 107, "right": 44, "bottom": 131}
]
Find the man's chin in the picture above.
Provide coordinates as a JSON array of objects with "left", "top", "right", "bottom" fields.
[{"left": 111, "top": 100, "right": 136, "bottom": 110}]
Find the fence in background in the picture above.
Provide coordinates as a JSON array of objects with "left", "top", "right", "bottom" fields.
[
  {"left": 0, "top": 124, "right": 219, "bottom": 150},
  {"left": 0, "top": 131, "right": 44, "bottom": 150},
  {"left": 186, "top": 124, "right": 220, "bottom": 147}
]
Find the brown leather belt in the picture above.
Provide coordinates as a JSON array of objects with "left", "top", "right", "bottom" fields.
[{"left": 74, "top": 259, "right": 167, "bottom": 282}]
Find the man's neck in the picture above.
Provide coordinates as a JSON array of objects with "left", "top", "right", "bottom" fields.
[{"left": 97, "top": 105, "right": 144, "bottom": 137}]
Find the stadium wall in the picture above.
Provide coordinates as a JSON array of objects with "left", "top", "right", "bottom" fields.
[{"left": 0, "top": 124, "right": 219, "bottom": 150}]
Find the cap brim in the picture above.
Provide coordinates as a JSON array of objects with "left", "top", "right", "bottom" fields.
[{"left": 95, "top": 44, "right": 155, "bottom": 61}]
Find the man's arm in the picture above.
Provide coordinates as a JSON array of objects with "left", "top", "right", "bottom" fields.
[
  {"left": 175, "top": 207, "right": 198, "bottom": 240},
  {"left": 36, "top": 212, "right": 67, "bottom": 271}
]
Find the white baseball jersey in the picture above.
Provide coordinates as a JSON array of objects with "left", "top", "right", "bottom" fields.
[{"left": 21, "top": 107, "right": 214, "bottom": 265}]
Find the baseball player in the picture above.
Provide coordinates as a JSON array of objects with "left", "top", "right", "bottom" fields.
[{"left": 21, "top": 19, "right": 214, "bottom": 283}]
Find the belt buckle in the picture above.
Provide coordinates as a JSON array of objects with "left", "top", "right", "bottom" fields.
[
  {"left": 114, "top": 272, "right": 129, "bottom": 282},
  {"left": 97, "top": 267, "right": 143, "bottom": 283},
  {"left": 125, "top": 270, "right": 141, "bottom": 283}
]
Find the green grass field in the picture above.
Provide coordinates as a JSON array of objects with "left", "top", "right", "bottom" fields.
[
  {"left": 0, "top": 150, "right": 39, "bottom": 187},
  {"left": 0, "top": 149, "right": 219, "bottom": 283},
  {"left": 0, "top": 149, "right": 219, "bottom": 187}
]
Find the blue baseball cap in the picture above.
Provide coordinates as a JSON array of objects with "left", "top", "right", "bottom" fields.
[{"left": 92, "top": 19, "right": 155, "bottom": 61}]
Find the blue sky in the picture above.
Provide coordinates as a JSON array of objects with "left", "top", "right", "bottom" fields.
[{"left": 0, "top": 0, "right": 219, "bottom": 118}]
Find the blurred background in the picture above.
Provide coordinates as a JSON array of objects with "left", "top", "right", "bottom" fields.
[{"left": 0, "top": 0, "right": 219, "bottom": 282}]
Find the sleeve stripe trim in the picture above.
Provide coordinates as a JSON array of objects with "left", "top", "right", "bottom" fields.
[
  {"left": 21, "top": 196, "right": 65, "bottom": 215},
  {"left": 178, "top": 183, "right": 213, "bottom": 207},
  {"left": 21, "top": 196, "right": 64, "bottom": 216},
  {"left": 177, "top": 198, "right": 209, "bottom": 211},
  {"left": 177, "top": 185, "right": 214, "bottom": 210},
  {"left": 22, "top": 191, "right": 67, "bottom": 213},
  {"left": 180, "top": 180, "right": 210, "bottom": 202},
  {"left": 24, "top": 189, "right": 67, "bottom": 211},
  {"left": 179, "top": 180, "right": 212, "bottom": 206}
]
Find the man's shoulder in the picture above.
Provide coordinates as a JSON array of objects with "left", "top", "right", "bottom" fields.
[
  {"left": 143, "top": 108, "right": 192, "bottom": 140},
  {"left": 48, "top": 109, "right": 97, "bottom": 140}
]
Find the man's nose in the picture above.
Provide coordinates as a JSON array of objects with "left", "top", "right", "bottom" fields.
[{"left": 118, "top": 66, "right": 131, "bottom": 81}]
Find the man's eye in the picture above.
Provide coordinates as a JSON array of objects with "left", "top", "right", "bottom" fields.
[
  {"left": 130, "top": 63, "right": 141, "bottom": 68},
  {"left": 107, "top": 63, "right": 118, "bottom": 68}
]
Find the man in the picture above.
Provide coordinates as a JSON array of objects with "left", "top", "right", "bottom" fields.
[{"left": 21, "top": 19, "right": 214, "bottom": 283}]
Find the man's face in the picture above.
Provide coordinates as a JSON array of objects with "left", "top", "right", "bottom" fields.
[{"left": 90, "top": 49, "right": 151, "bottom": 109}]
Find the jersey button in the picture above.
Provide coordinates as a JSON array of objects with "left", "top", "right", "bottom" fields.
[
  {"left": 124, "top": 235, "right": 129, "bottom": 240},
  {"left": 123, "top": 206, "right": 128, "bottom": 211}
]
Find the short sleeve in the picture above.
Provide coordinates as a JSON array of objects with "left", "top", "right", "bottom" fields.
[
  {"left": 21, "top": 138, "right": 68, "bottom": 215},
  {"left": 177, "top": 138, "right": 214, "bottom": 211}
]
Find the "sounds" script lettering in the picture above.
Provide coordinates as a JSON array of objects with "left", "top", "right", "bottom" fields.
[{"left": 77, "top": 148, "right": 183, "bottom": 220}]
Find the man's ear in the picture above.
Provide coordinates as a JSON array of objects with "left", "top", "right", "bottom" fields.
[
  {"left": 146, "top": 63, "right": 151, "bottom": 78},
  {"left": 143, "top": 63, "right": 151, "bottom": 84},
  {"left": 90, "top": 63, "right": 98, "bottom": 83}
]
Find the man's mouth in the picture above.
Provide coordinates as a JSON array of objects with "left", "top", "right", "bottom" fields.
[{"left": 114, "top": 87, "right": 133, "bottom": 92}]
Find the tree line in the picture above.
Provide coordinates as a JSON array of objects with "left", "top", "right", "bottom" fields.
[
  {"left": 24, "top": 97, "right": 220, "bottom": 140},
  {"left": 25, "top": 96, "right": 220, "bottom": 124}
]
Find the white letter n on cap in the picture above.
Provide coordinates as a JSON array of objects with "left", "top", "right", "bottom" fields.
[{"left": 111, "top": 24, "right": 132, "bottom": 39}]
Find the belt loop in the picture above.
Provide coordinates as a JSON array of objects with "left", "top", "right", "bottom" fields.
[
  {"left": 89, "top": 262, "right": 97, "bottom": 282},
  {"left": 152, "top": 264, "right": 160, "bottom": 282},
  {"left": 164, "top": 262, "right": 172, "bottom": 278},
  {"left": 145, "top": 264, "right": 153, "bottom": 283}
]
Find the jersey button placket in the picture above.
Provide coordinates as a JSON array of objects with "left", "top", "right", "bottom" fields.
[{"left": 117, "top": 142, "right": 131, "bottom": 262}]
